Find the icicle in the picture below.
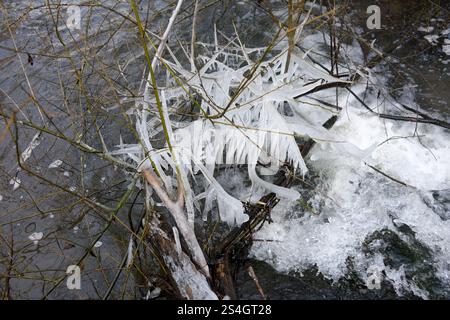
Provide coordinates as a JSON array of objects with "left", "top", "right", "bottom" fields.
[
  {"left": 173, "top": 226, "right": 182, "bottom": 255},
  {"left": 161, "top": 90, "right": 195, "bottom": 225},
  {"left": 126, "top": 236, "right": 134, "bottom": 268}
]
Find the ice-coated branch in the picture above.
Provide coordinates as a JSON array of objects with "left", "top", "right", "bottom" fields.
[
  {"left": 142, "top": 169, "right": 210, "bottom": 278},
  {"left": 131, "top": 0, "right": 211, "bottom": 283},
  {"left": 149, "top": 218, "right": 217, "bottom": 299},
  {"left": 190, "top": 0, "right": 199, "bottom": 72},
  {"left": 145, "top": 0, "right": 184, "bottom": 98}
]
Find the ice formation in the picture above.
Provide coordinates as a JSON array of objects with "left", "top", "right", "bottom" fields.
[
  {"left": 251, "top": 31, "right": 450, "bottom": 298},
  {"left": 113, "top": 33, "right": 369, "bottom": 227}
]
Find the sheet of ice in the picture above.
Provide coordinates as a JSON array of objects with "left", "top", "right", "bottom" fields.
[
  {"left": 9, "top": 177, "right": 21, "bottom": 191},
  {"left": 94, "top": 241, "right": 103, "bottom": 248},
  {"left": 28, "top": 232, "right": 43, "bottom": 244},
  {"left": 48, "top": 159, "right": 62, "bottom": 169},
  {"left": 20, "top": 133, "right": 41, "bottom": 163}
]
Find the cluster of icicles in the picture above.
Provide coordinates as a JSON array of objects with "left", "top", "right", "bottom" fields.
[{"left": 112, "top": 39, "right": 372, "bottom": 227}]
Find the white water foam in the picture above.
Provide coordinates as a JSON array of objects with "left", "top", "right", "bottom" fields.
[{"left": 251, "top": 70, "right": 450, "bottom": 298}]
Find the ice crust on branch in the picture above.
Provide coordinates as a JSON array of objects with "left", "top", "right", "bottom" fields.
[{"left": 113, "top": 35, "right": 370, "bottom": 227}]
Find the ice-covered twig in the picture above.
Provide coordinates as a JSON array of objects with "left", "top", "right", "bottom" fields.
[
  {"left": 149, "top": 218, "right": 217, "bottom": 299},
  {"left": 142, "top": 169, "right": 210, "bottom": 278}
]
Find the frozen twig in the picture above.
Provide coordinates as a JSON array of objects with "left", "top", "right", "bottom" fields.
[{"left": 142, "top": 169, "right": 210, "bottom": 278}]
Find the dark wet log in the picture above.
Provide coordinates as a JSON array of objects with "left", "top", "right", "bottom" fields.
[{"left": 211, "top": 255, "right": 237, "bottom": 299}]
